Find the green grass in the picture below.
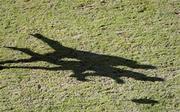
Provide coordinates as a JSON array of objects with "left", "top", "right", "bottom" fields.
[{"left": 0, "top": 0, "right": 180, "bottom": 111}]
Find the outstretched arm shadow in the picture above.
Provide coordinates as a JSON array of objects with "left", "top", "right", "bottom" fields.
[
  {"left": 30, "top": 34, "right": 63, "bottom": 51},
  {"left": 0, "top": 47, "right": 40, "bottom": 64},
  {"left": 0, "top": 33, "right": 164, "bottom": 84}
]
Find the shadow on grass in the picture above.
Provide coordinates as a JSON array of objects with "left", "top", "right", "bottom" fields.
[
  {"left": 131, "top": 98, "right": 159, "bottom": 105},
  {"left": 0, "top": 33, "right": 164, "bottom": 84}
]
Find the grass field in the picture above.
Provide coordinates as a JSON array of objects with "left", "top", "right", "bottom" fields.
[{"left": 0, "top": 0, "right": 180, "bottom": 111}]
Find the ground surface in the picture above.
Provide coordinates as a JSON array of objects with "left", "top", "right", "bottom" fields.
[{"left": 0, "top": 0, "right": 180, "bottom": 111}]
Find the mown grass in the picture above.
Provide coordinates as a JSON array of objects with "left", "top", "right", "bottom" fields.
[{"left": 0, "top": 0, "right": 180, "bottom": 111}]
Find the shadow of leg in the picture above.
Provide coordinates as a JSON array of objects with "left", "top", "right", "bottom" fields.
[{"left": 119, "top": 69, "right": 164, "bottom": 82}]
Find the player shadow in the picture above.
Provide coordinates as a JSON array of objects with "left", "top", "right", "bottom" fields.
[{"left": 0, "top": 33, "right": 164, "bottom": 84}]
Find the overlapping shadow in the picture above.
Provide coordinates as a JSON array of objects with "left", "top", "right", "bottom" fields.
[{"left": 0, "top": 33, "right": 164, "bottom": 84}]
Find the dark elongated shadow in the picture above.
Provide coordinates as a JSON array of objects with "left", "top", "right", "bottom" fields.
[
  {"left": 131, "top": 98, "right": 159, "bottom": 105},
  {"left": 0, "top": 33, "right": 164, "bottom": 84}
]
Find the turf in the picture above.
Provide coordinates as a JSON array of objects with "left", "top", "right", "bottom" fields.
[{"left": 0, "top": 0, "right": 180, "bottom": 111}]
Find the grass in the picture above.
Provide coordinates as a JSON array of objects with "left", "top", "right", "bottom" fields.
[{"left": 0, "top": 0, "right": 180, "bottom": 111}]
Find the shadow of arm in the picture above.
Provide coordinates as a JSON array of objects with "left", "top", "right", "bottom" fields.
[
  {"left": 5, "top": 47, "right": 40, "bottom": 57},
  {"left": 0, "top": 58, "right": 36, "bottom": 64},
  {"left": 0, "top": 65, "right": 62, "bottom": 71},
  {"left": 0, "top": 47, "right": 41, "bottom": 64},
  {"left": 30, "top": 33, "right": 62, "bottom": 51}
]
